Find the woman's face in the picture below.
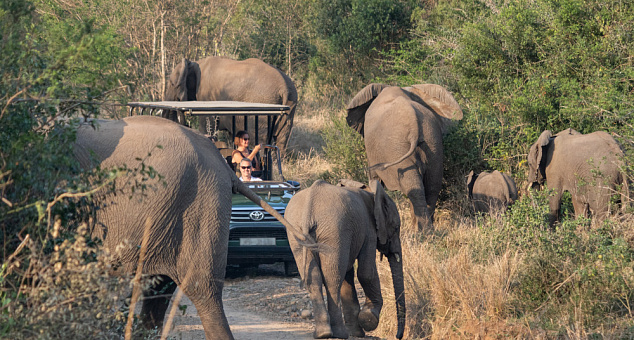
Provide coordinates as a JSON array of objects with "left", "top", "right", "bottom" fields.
[{"left": 240, "top": 134, "right": 250, "bottom": 147}]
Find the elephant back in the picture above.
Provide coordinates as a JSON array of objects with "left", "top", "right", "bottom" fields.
[{"left": 406, "top": 84, "right": 463, "bottom": 135}]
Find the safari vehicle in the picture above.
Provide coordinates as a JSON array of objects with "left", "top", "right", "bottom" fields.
[{"left": 127, "top": 101, "right": 299, "bottom": 275}]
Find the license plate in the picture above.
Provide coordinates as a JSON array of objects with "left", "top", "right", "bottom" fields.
[{"left": 240, "top": 238, "right": 276, "bottom": 246}]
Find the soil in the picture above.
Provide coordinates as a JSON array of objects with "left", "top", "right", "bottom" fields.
[{"left": 162, "top": 263, "right": 383, "bottom": 340}]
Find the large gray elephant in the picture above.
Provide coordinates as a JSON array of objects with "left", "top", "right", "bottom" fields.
[
  {"left": 164, "top": 56, "right": 298, "bottom": 154},
  {"left": 73, "top": 115, "right": 300, "bottom": 339},
  {"left": 347, "top": 83, "right": 463, "bottom": 232},
  {"left": 466, "top": 170, "right": 518, "bottom": 213},
  {"left": 284, "top": 179, "right": 405, "bottom": 339},
  {"left": 528, "top": 128, "right": 629, "bottom": 225}
]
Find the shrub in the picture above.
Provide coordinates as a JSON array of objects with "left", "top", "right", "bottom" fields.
[
  {"left": 475, "top": 189, "right": 634, "bottom": 334},
  {"left": 320, "top": 113, "right": 368, "bottom": 184}
]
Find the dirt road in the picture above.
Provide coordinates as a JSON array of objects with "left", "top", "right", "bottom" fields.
[
  {"left": 164, "top": 290, "right": 313, "bottom": 340},
  {"left": 161, "top": 264, "right": 381, "bottom": 340},
  {"left": 164, "top": 264, "right": 314, "bottom": 340}
]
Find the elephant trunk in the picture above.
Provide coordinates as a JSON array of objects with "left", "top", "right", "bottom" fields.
[{"left": 387, "top": 247, "right": 406, "bottom": 339}]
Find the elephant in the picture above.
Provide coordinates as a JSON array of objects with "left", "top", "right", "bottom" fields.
[
  {"left": 528, "top": 128, "right": 629, "bottom": 225},
  {"left": 346, "top": 83, "right": 463, "bottom": 232},
  {"left": 73, "top": 115, "right": 300, "bottom": 339},
  {"left": 164, "top": 56, "right": 298, "bottom": 154},
  {"left": 284, "top": 179, "right": 405, "bottom": 339},
  {"left": 466, "top": 170, "right": 518, "bottom": 213}
]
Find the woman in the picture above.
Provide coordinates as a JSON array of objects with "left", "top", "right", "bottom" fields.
[{"left": 231, "top": 130, "right": 262, "bottom": 171}]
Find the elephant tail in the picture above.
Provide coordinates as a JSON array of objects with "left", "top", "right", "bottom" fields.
[{"left": 370, "top": 131, "right": 419, "bottom": 172}]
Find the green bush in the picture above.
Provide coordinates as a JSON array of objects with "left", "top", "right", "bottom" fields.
[
  {"left": 320, "top": 114, "right": 368, "bottom": 184},
  {"left": 475, "top": 189, "right": 634, "bottom": 332}
]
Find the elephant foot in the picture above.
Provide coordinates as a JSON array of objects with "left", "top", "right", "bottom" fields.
[
  {"left": 346, "top": 324, "right": 365, "bottom": 338},
  {"left": 358, "top": 308, "right": 379, "bottom": 331},
  {"left": 313, "top": 324, "right": 333, "bottom": 339},
  {"left": 331, "top": 324, "right": 349, "bottom": 339}
]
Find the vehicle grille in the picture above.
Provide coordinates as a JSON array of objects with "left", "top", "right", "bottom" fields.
[
  {"left": 229, "top": 227, "right": 288, "bottom": 241},
  {"left": 230, "top": 207, "right": 286, "bottom": 222}
]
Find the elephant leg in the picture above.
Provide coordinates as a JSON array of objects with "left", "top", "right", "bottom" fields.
[
  {"left": 274, "top": 115, "right": 292, "bottom": 155},
  {"left": 406, "top": 186, "right": 432, "bottom": 233},
  {"left": 548, "top": 190, "right": 563, "bottom": 227},
  {"left": 179, "top": 278, "right": 234, "bottom": 340},
  {"left": 305, "top": 256, "right": 333, "bottom": 339},
  {"left": 589, "top": 190, "right": 611, "bottom": 221},
  {"left": 140, "top": 275, "right": 178, "bottom": 331},
  {"left": 341, "top": 269, "right": 364, "bottom": 337},
  {"left": 356, "top": 246, "right": 382, "bottom": 332},
  {"left": 320, "top": 257, "right": 348, "bottom": 338}
]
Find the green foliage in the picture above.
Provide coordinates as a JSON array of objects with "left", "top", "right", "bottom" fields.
[
  {"left": 320, "top": 114, "right": 368, "bottom": 183},
  {"left": 0, "top": 1, "right": 149, "bottom": 336},
  {"left": 475, "top": 190, "right": 634, "bottom": 332},
  {"left": 304, "top": 0, "right": 417, "bottom": 91},
  {"left": 384, "top": 0, "right": 634, "bottom": 185},
  {"left": 309, "top": 0, "right": 414, "bottom": 56},
  {"left": 229, "top": 0, "right": 314, "bottom": 75}
]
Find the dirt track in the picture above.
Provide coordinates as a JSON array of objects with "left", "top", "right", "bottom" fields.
[
  {"left": 162, "top": 263, "right": 382, "bottom": 340},
  {"left": 164, "top": 264, "right": 314, "bottom": 340}
]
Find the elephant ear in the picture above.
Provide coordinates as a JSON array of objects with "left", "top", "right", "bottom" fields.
[
  {"left": 346, "top": 83, "right": 390, "bottom": 136},
  {"left": 166, "top": 58, "right": 190, "bottom": 101},
  {"left": 466, "top": 170, "right": 477, "bottom": 198},
  {"left": 185, "top": 60, "right": 199, "bottom": 101},
  {"left": 503, "top": 172, "right": 518, "bottom": 203},
  {"left": 528, "top": 130, "right": 553, "bottom": 181},
  {"left": 407, "top": 84, "right": 463, "bottom": 135},
  {"left": 370, "top": 180, "right": 400, "bottom": 246},
  {"left": 337, "top": 179, "right": 367, "bottom": 189}
]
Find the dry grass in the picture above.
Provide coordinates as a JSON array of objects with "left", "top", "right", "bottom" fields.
[{"left": 372, "top": 198, "right": 529, "bottom": 340}]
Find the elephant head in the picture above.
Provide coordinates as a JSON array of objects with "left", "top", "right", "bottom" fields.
[{"left": 164, "top": 58, "right": 200, "bottom": 102}]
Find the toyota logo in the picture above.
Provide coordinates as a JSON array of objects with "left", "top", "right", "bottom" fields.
[{"left": 249, "top": 211, "right": 265, "bottom": 221}]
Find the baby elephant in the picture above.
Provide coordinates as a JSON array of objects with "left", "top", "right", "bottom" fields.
[
  {"left": 467, "top": 170, "right": 518, "bottom": 213},
  {"left": 284, "top": 179, "right": 405, "bottom": 339}
]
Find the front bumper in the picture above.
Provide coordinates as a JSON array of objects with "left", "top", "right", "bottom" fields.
[{"left": 226, "top": 223, "right": 294, "bottom": 265}]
